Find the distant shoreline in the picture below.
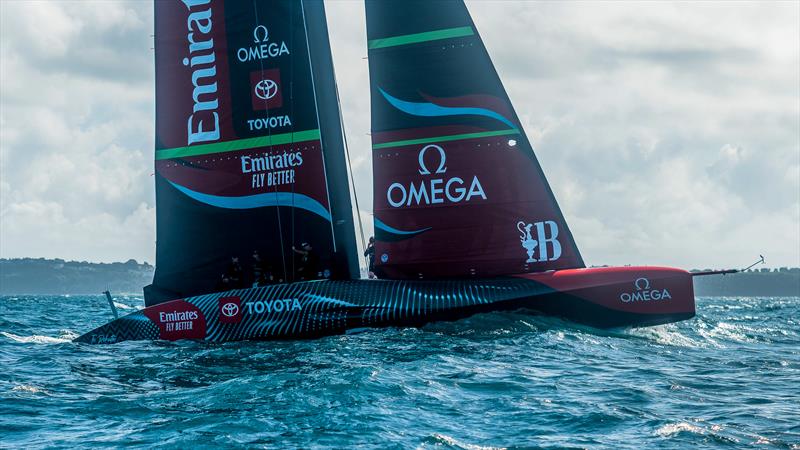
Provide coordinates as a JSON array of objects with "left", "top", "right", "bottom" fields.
[
  {"left": 0, "top": 258, "right": 153, "bottom": 296},
  {"left": 1, "top": 258, "right": 798, "bottom": 297},
  {"left": 690, "top": 268, "right": 799, "bottom": 297}
]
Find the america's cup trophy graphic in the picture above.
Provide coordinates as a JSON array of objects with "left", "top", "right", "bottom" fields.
[{"left": 517, "top": 221, "right": 538, "bottom": 263}]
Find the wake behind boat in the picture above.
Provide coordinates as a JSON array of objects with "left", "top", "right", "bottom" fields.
[{"left": 78, "top": 0, "right": 698, "bottom": 344}]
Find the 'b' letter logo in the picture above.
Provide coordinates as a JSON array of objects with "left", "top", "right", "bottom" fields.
[{"left": 517, "top": 220, "right": 562, "bottom": 263}]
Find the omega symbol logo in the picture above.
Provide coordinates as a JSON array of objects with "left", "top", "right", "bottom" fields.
[
  {"left": 221, "top": 302, "right": 239, "bottom": 317},
  {"left": 253, "top": 25, "right": 269, "bottom": 43},
  {"left": 254, "top": 79, "right": 279, "bottom": 100},
  {"left": 418, "top": 144, "right": 447, "bottom": 175},
  {"left": 634, "top": 278, "right": 650, "bottom": 291}
]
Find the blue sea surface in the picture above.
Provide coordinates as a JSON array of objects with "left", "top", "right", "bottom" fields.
[{"left": 1, "top": 295, "right": 798, "bottom": 449}]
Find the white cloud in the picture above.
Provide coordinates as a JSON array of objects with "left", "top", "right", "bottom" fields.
[
  {"left": 1, "top": 1, "right": 798, "bottom": 270},
  {"left": 462, "top": 0, "right": 800, "bottom": 268},
  {"left": 1, "top": 0, "right": 154, "bottom": 263}
]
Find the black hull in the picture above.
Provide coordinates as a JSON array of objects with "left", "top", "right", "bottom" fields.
[{"left": 75, "top": 267, "right": 696, "bottom": 344}]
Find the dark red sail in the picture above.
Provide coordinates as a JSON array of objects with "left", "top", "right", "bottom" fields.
[
  {"left": 147, "top": 0, "right": 358, "bottom": 305},
  {"left": 366, "top": 0, "right": 584, "bottom": 279}
]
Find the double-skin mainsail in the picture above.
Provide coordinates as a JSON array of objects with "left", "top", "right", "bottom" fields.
[{"left": 146, "top": 0, "right": 359, "bottom": 306}]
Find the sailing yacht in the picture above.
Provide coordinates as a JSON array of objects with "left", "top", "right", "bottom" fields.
[{"left": 76, "top": 0, "right": 695, "bottom": 344}]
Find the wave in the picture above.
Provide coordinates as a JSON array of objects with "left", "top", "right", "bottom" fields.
[
  {"left": 423, "top": 434, "right": 507, "bottom": 450},
  {"left": 655, "top": 422, "right": 704, "bottom": 437},
  {"left": 10, "top": 384, "right": 50, "bottom": 395},
  {"left": 626, "top": 325, "right": 708, "bottom": 348},
  {"left": 113, "top": 301, "right": 139, "bottom": 310},
  {"left": 654, "top": 421, "right": 779, "bottom": 446},
  {"left": 1, "top": 331, "right": 74, "bottom": 344}
]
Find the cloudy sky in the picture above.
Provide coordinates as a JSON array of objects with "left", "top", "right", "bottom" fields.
[{"left": 1, "top": 0, "right": 798, "bottom": 270}]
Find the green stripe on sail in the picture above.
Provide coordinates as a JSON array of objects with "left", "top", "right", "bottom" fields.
[
  {"left": 368, "top": 26, "right": 474, "bottom": 50},
  {"left": 372, "top": 129, "right": 520, "bottom": 150},
  {"left": 155, "top": 129, "right": 321, "bottom": 160}
]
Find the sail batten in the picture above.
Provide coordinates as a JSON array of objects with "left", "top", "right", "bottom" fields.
[{"left": 373, "top": 129, "right": 520, "bottom": 150}]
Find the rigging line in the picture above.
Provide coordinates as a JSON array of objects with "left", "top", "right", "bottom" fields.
[
  {"left": 301, "top": 0, "right": 337, "bottom": 253},
  {"left": 253, "top": 0, "right": 288, "bottom": 283},
  {"left": 331, "top": 65, "right": 367, "bottom": 264},
  {"left": 289, "top": 3, "right": 296, "bottom": 281}
]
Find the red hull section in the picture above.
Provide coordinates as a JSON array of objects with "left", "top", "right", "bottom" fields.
[{"left": 516, "top": 266, "right": 696, "bottom": 327}]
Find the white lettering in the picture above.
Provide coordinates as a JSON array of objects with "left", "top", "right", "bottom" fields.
[
  {"left": 430, "top": 179, "right": 443, "bottom": 204},
  {"left": 236, "top": 39, "right": 290, "bottom": 62},
  {"left": 182, "top": 0, "right": 219, "bottom": 145},
  {"left": 467, "top": 176, "right": 487, "bottom": 201},
  {"left": 619, "top": 277, "right": 673, "bottom": 303},
  {"left": 445, "top": 177, "right": 465, "bottom": 202},
  {"left": 187, "top": 112, "right": 219, "bottom": 145},
  {"left": 245, "top": 298, "right": 302, "bottom": 314},
  {"left": 158, "top": 310, "right": 199, "bottom": 323},
  {"left": 387, "top": 145, "right": 487, "bottom": 208},
  {"left": 239, "top": 151, "right": 303, "bottom": 189},
  {"left": 387, "top": 183, "right": 406, "bottom": 208},
  {"left": 246, "top": 116, "right": 292, "bottom": 131},
  {"left": 535, "top": 220, "right": 561, "bottom": 261},
  {"left": 407, "top": 182, "right": 430, "bottom": 206}
]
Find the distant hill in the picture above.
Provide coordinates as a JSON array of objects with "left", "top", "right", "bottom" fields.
[
  {"left": 691, "top": 267, "right": 800, "bottom": 297},
  {"left": 0, "top": 258, "right": 798, "bottom": 296},
  {"left": 0, "top": 258, "right": 154, "bottom": 295}
]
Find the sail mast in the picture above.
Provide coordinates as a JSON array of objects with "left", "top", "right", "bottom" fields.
[{"left": 302, "top": 0, "right": 360, "bottom": 280}]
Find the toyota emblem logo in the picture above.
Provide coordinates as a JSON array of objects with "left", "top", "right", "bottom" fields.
[
  {"left": 254, "top": 79, "right": 278, "bottom": 100},
  {"left": 221, "top": 302, "right": 239, "bottom": 317}
]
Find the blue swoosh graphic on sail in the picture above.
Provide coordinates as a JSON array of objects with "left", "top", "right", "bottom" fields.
[
  {"left": 378, "top": 88, "right": 518, "bottom": 130},
  {"left": 168, "top": 181, "right": 332, "bottom": 221},
  {"left": 374, "top": 217, "right": 431, "bottom": 242},
  {"left": 375, "top": 218, "right": 431, "bottom": 235}
]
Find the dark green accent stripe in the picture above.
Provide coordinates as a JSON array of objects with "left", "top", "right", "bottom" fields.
[
  {"left": 368, "top": 26, "right": 474, "bottom": 50},
  {"left": 372, "top": 129, "right": 520, "bottom": 150},
  {"left": 155, "top": 129, "right": 321, "bottom": 160}
]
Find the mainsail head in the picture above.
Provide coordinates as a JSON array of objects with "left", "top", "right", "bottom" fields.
[
  {"left": 147, "top": 0, "right": 358, "bottom": 305},
  {"left": 366, "top": 0, "right": 584, "bottom": 279}
]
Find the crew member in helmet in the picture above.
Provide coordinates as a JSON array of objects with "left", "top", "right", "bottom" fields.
[
  {"left": 364, "top": 236, "right": 376, "bottom": 279},
  {"left": 219, "top": 256, "right": 244, "bottom": 290},
  {"left": 292, "top": 242, "right": 320, "bottom": 281}
]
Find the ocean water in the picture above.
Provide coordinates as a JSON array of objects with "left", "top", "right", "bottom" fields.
[{"left": 0, "top": 295, "right": 798, "bottom": 449}]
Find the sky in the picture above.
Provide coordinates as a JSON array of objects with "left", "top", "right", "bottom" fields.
[{"left": 1, "top": 0, "right": 798, "bottom": 270}]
